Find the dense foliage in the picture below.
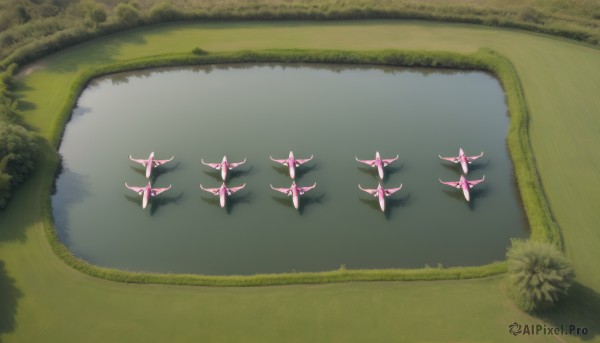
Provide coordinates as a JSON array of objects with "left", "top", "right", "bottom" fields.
[
  {"left": 0, "top": 0, "right": 599, "bottom": 67},
  {"left": 507, "top": 239, "right": 575, "bottom": 312},
  {"left": 0, "top": 65, "right": 38, "bottom": 208}
]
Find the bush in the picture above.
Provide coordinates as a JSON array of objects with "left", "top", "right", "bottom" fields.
[
  {"left": 191, "top": 47, "right": 208, "bottom": 55},
  {"left": 89, "top": 6, "right": 107, "bottom": 27},
  {"left": 115, "top": 3, "right": 139, "bottom": 25},
  {"left": 0, "top": 121, "right": 38, "bottom": 187},
  {"left": 507, "top": 239, "right": 575, "bottom": 312},
  {"left": 149, "top": 2, "right": 181, "bottom": 22}
]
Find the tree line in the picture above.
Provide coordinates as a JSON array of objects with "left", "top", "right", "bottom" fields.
[{"left": 0, "top": 64, "right": 37, "bottom": 208}]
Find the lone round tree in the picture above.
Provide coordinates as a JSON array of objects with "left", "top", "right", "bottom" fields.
[{"left": 507, "top": 239, "right": 575, "bottom": 312}]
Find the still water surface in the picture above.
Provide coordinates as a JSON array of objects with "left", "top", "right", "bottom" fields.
[{"left": 53, "top": 64, "right": 528, "bottom": 275}]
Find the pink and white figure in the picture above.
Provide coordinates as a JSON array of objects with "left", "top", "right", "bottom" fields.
[
  {"left": 439, "top": 148, "right": 484, "bottom": 175},
  {"left": 355, "top": 151, "right": 399, "bottom": 179},
  {"left": 201, "top": 156, "right": 246, "bottom": 181},
  {"left": 129, "top": 152, "right": 174, "bottom": 178},
  {"left": 200, "top": 182, "right": 246, "bottom": 208},
  {"left": 270, "top": 151, "right": 313, "bottom": 179},
  {"left": 270, "top": 181, "right": 317, "bottom": 209},
  {"left": 439, "top": 175, "right": 485, "bottom": 202},
  {"left": 125, "top": 181, "right": 172, "bottom": 209},
  {"left": 358, "top": 183, "right": 403, "bottom": 212}
]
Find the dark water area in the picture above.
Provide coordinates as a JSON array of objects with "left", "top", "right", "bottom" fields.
[{"left": 52, "top": 64, "right": 528, "bottom": 275}]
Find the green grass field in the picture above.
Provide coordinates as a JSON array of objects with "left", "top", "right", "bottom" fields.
[{"left": 1, "top": 21, "right": 599, "bottom": 342}]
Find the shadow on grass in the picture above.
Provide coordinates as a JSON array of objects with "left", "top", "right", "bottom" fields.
[
  {"left": 43, "top": 32, "right": 148, "bottom": 73},
  {"left": 537, "top": 283, "right": 600, "bottom": 340},
  {"left": 0, "top": 261, "right": 23, "bottom": 339}
]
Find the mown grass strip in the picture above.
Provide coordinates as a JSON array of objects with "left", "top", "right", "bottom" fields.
[{"left": 40, "top": 48, "right": 558, "bottom": 286}]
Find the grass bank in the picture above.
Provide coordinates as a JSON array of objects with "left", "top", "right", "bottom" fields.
[
  {"left": 2, "top": 21, "right": 599, "bottom": 342},
  {"left": 38, "top": 48, "right": 556, "bottom": 286}
]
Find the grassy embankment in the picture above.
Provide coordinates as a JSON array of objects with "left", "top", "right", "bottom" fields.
[
  {"left": 0, "top": 21, "right": 599, "bottom": 342},
  {"left": 1, "top": 0, "right": 599, "bottom": 69},
  {"left": 36, "top": 48, "right": 554, "bottom": 286}
]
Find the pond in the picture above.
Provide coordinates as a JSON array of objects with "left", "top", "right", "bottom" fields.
[{"left": 52, "top": 64, "right": 529, "bottom": 275}]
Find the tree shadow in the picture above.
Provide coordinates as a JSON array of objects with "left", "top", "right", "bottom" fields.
[
  {"left": 43, "top": 32, "right": 148, "bottom": 73},
  {"left": 0, "top": 261, "right": 23, "bottom": 337},
  {"left": 536, "top": 283, "right": 600, "bottom": 340}
]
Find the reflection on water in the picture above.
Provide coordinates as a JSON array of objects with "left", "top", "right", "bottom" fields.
[{"left": 53, "top": 64, "right": 528, "bottom": 275}]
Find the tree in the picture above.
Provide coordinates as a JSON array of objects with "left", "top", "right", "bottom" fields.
[
  {"left": 88, "top": 5, "right": 107, "bottom": 28},
  {"left": 115, "top": 3, "right": 139, "bottom": 25},
  {"left": 0, "top": 121, "right": 37, "bottom": 187},
  {"left": 507, "top": 239, "right": 575, "bottom": 312}
]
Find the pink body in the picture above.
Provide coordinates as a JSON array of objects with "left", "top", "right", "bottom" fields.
[
  {"left": 358, "top": 183, "right": 403, "bottom": 212},
  {"left": 125, "top": 181, "right": 172, "bottom": 209},
  {"left": 439, "top": 148, "right": 484, "bottom": 175},
  {"left": 355, "top": 151, "right": 399, "bottom": 179},
  {"left": 129, "top": 152, "right": 174, "bottom": 178},
  {"left": 271, "top": 181, "right": 316, "bottom": 209},
  {"left": 201, "top": 156, "right": 246, "bottom": 181},
  {"left": 439, "top": 175, "right": 486, "bottom": 202},
  {"left": 200, "top": 182, "right": 245, "bottom": 208},
  {"left": 270, "top": 151, "right": 313, "bottom": 179}
]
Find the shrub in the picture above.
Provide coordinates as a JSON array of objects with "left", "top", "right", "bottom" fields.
[
  {"left": 191, "top": 47, "right": 208, "bottom": 55},
  {"left": 115, "top": 3, "right": 139, "bottom": 25},
  {"left": 149, "top": 2, "right": 181, "bottom": 22},
  {"left": 0, "top": 122, "right": 38, "bottom": 187},
  {"left": 507, "top": 239, "right": 575, "bottom": 312},
  {"left": 89, "top": 6, "right": 107, "bottom": 27}
]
